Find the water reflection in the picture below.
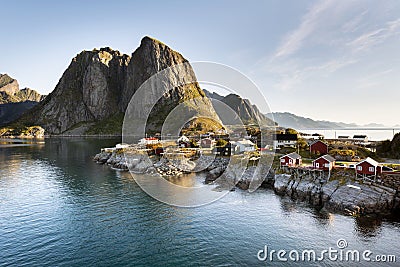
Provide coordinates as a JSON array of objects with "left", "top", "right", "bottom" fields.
[
  {"left": 1, "top": 138, "right": 400, "bottom": 266},
  {"left": 354, "top": 216, "right": 383, "bottom": 239}
]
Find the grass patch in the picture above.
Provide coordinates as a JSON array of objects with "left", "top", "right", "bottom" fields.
[{"left": 85, "top": 113, "right": 124, "bottom": 135}]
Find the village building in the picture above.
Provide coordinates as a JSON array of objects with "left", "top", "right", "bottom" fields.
[
  {"left": 355, "top": 157, "right": 382, "bottom": 178},
  {"left": 139, "top": 137, "right": 159, "bottom": 145},
  {"left": 177, "top": 135, "right": 191, "bottom": 148},
  {"left": 234, "top": 139, "right": 256, "bottom": 153},
  {"left": 200, "top": 137, "right": 213, "bottom": 148},
  {"left": 309, "top": 140, "right": 328, "bottom": 155},
  {"left": 353, "top": 135, "right": 368, "bottom": 142},
  {"left": 274, "top": 134, "right": 298, "bottom": 149},
  {"left": 214, "top": 143, "right": 234, "bottom": 156},
  {"left": 116, "top": 143, "right": 130, "bottom": 149},
  {"left": 280, "top": 152, "right": 302, "bottom": 167},
  {"left": 312, "top": 155, "right": 336, "bottom": 171}
]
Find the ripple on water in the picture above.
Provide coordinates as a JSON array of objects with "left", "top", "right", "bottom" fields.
[{"left": 0, "top": 139, "right": 400, "bottom": 266}]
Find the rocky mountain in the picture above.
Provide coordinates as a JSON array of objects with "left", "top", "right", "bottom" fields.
[
  {"left": 265, "top": 112, "right": 388, "bottom": 129},
  {"left": 204, "top": 89, "right": 274, "bottom": 126},
  {"left": 16, "top": 36, "right": 219, "bottom": 135},
  {"left": 0, "top": 74, "right": 44, "bottom": 126},
  {"left": 0, "top": 74, "right": 19, "bottom": 96}
]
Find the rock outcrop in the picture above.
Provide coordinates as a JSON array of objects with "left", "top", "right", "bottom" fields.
[
  {"left": 18, "top": 47, "right": 130, "bottom": 134},
  {"left": 204, "top": 89, "right": 275, "bottom": 126},
  {"left": 272, "top": 171, "right": 399, "bottom": 216},
  {"left": 0, "top": 74, "right": 19, "bottom": 96},
  {"left": 0, "top": 74, "right": 44, "bottom": 126},
  {"left": 17, "top": 37, "right": 219, "bottom": 135}
]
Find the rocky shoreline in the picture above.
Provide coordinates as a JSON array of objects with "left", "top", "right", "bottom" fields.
[
  {"left": 94, "top": 149, "right": 400, "bottom": 217},
  {"left": 271, "top": 171, "right": 399, "bottom": 216}
]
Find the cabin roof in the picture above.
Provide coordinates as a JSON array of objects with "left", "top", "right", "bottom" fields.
[
  {"left": 275, "top": 134, "right": 298, "bottom": 141},
  {"left": 237, "top": 139, "right": 255, "bottom": 146},
  {"left": 314, "top": 154, "right": 336, "bottom": 163},
  {"left": 280, "top": 152, "right": 301, "bottom": 159},
  {"left": 310, "top": 140, "right": 327, "bottom": 146},
  {"left": 356, "top": 157, "right": 379, "bottom": 167}
]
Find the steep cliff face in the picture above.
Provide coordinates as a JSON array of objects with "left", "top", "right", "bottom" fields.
[
  {"left": 123, "top": 36, "right": 216, "bottom": 133},
  {"left": 21, "top": 48, "right": 131, "bottom": 134},
  {"left": 17, "top": 36, "right": 219, "bottom": 135}
]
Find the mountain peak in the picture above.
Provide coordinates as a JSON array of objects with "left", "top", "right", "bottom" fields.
[
  {"left": 141, "top": 36, "right": 165, "bottom": 46},
  {"left": 0, "top": 73, "right": 19, "bottom": 95},
  {"left": 14, "top": 36, "right": 217, "bottom": 135}
]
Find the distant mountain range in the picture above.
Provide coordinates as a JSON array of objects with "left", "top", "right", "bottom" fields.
[
  {"left": 0, "top": 74, "right": 44, "bottom": 126},
  {"left": 203, "top": 89, "right": 275, "bottom": 126},
  {"left": 265, "top": 112, "right": 394, "bottom": 129}
]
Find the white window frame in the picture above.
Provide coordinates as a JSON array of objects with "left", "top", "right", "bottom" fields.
[
  {"left": 357, "top": 166, "right": 362, "bottom": 171},
  {"left": 368, "top": 167, "right": 374, "bottom": 172},
  {"left": 315, "top": 163, "right": 319, "bottom": 168}
]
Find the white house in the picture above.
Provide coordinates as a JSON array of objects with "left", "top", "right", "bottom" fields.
[
  {"left": 234, "top": 139, "right": 256, "bottom": 153},
  {"left": 116, "top": 143, "right": 130, "bottom": 149},
  {"left": 139, "top": 137, "right": 159, "bottom": 145},
  {"left": 177, "top": 135, "right": 189, "bottom": 143}
]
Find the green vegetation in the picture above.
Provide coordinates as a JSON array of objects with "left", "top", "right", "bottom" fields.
[
  {"left": 85, "top": 113, "right": 124, "bottom": 135},
  {"left": 190, "top": 139, "right": 199, "bottom": 148},
  {"left": 180, "top": 117, "right": 224, "bottom": 136},
  {"left": 0, "top": 74, "right": 13, "bottom": 88},
  {"left": 215, "top": 139, "right": 228, "bottom": 147},
  {"left": 376, "top": 133, "right": 400, "bottom": 159},
  {"left": 0, "top": 125, "right": 44, "bottom": 138},
  {"left": 330, "top": 149, "right": 355, "bottom": 158},
  {"left": 285, "top": 128, "right": 298, "bottom": 135}
]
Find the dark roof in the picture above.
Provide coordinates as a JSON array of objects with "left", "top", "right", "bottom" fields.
[
  {"left": 275, "top": 134, "right": 298, "bottom": 141},
  {"left": 280, "top": 152, "right": 301, "bottom": 159},
  {"left": 353, "top": 135, "right": 367, "bottom": 138}
]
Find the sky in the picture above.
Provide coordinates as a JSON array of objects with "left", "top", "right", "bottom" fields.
[{"left": 1, "top": 0, "right": 399, "bottom": 126}]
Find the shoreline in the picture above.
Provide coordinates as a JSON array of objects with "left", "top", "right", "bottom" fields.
[{"left": 94, "top": 148, "right": 400, "bottom": 217}]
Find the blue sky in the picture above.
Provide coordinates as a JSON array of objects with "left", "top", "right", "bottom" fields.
[{"left": 1, "top": 0, "right": 399, "bottom": 126}]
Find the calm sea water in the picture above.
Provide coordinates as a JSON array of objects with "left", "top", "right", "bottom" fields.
[{"left": 0, "top": 138, "right": 399, "bottom": 266}]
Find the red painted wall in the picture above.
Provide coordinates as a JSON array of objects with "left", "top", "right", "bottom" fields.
[
  {"left": 356, "top": 161, "right": 376, "bottom": 175},
  {"left": 280, "top": 156, "right": 301, "bottom": 166},
  {"left": 310, "top": 141, "right": 328, "bottom": 155},
  {"left": 313, "top": 158, "right": 333, "bottom": 170}
]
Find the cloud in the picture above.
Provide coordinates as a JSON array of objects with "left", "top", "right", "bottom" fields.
[
  {"left": 341, "top": 10, "right": 368, "bottom": 33},
  {"left": 273, "top": 0, "right": 334, "bottom": 59},
  {"left": 348, "top": 18, "right": 400, "bottom": 52},
  {"left": 254, "top": 1, "right": 400, "bottom": 96},
  {"left": 270, "top": 58, "right": 357, "bottom": 92}
]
